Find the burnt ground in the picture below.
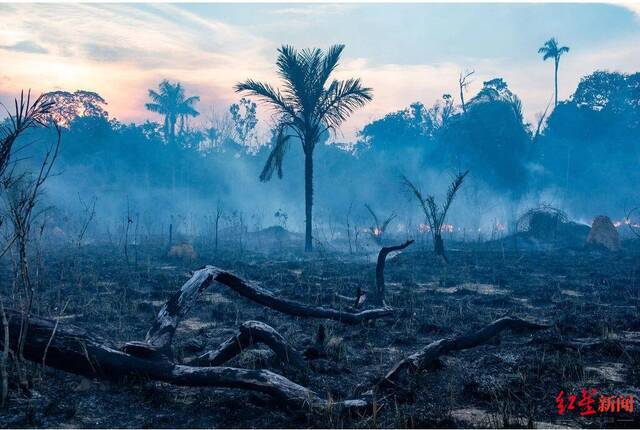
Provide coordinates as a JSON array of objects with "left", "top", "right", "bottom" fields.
[{"left": 2, "top": 241, "right": 640, "bottom": 428}]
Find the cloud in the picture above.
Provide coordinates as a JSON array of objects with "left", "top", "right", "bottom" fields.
[
  {"left": 1, "top": 40, "right": 48, "bottom": 54},
  {"left": 270, "top": 4, "right": 354, "bottom": 16},
  {"left": 0, "top": 3, "right": 277, "bottom": 125},
  {"left": 611, "top": 0, "right": 640, "bottom": 20},
  {"left": 0, "top": 3, "right": 638, "bottom": 144}
]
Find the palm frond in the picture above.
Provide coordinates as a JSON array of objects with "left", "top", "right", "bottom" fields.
[
  {"left": 439, "top": 170, "right": 469, "bottom": 225},
  {"left": 381, "top": 213, "right": 397, "bottom": 232},
  {"left": 235, "top": 79, "right": 298, "bottom": 125},
  {"left": 318, "top": 44, "right": 345, "bottom": 88},
  {"left": 364, "top": 203, "right": 380, "bottom": 228},
  {"left": 259, "top": 127, "right": 291, "bottom": 182},
  {"left": 145, "top": 103, "right": 164, "bottom": 113},
  {"left": 425, "top": 196, "right": 439, "bottom": 229},
  {"left": 276, "top": 45, "right": 308, "bottom": 111},
  {"left": 401, "top": 175, "right": 433, "bottom": 227},
  {"left": 319, "top": 78, "right": 373, "bottom": 131},
  {"left": 147, "top": 89, "right": 164, "bottom": 104}
]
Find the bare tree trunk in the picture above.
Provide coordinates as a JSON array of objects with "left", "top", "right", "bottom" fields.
[
  {"left": 304, "top": 150, "right": 313, "bottom": 252},
  {"left": 434, "top": 233, "right": 446, "bottom": 260},
  {"left": 373, "top": 240, "right": 414, "bottom": 306},
  {"left": 554, "top": 59, "right": 559, "bottom": 108}
]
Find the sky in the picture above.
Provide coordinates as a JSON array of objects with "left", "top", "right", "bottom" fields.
[{"left": 1, "top": 2, "right": 640, "bottom": 142}]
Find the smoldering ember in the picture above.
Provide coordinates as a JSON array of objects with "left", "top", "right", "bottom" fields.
[{"left": 1, "top": 2, "right": 640, "bottom": 429}]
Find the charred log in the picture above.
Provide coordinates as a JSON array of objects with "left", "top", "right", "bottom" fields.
[
  {"left": 144, "top": 267, "right": 219, "bottom": 355},
  {"left": 192, "top": 320, "right": 306, "bottom": 369},
  {"left": 142, "top": 266, "right": 392, "bottom": 360},
  {"left": 0, "top": 309, "right": 367, "bottom": 412},
  {"left": 210, "top": 267, "right": 394, "bottom": 324},
  {"left": 379, "top": 316, "right": 550, "bottom": 389}
]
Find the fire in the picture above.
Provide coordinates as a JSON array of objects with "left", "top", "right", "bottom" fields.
[
  {"left": 614, "top": 218, "right": 640, "bottom": 228},
  {"left": 441, "top": 224, "right": 454, "bottom": 233},
  {"left": 418, "top": 223, "right": 431, "bottom": 233},
  {"left": 495, "top": 221, "right": 507, "bottom": 231},
  {"left": 372, "top": 227, "right": 382, "bottom": 236}
]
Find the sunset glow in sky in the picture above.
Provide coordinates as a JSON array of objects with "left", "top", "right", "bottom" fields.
[{"left": 1, "top": 2, "right": 639, "bottom": 141}]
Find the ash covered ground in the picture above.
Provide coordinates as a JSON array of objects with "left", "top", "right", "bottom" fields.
[{"left": 2, "top": 222, "right": 640, "bottom": 429}]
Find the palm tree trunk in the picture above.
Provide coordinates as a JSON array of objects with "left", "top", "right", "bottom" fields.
[
  {"left": 434, "top": 232, "right": 445, "bottom": 257},
  {"left": 169, "top": 114, "right": 176, "bottom": 144},
  {"left": 304, "top": 149, "right": 314, "bottom": 252},
  {"left": 554, "top": 58, "right": 559, "bottom": 108},
  {"left": 164, "top": 116, "right": 170, "bottom": 143}
]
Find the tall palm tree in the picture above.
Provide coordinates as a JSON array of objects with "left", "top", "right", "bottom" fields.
[
  {"left": 145, "top": 80, "right": 200, "bottom": 143},
  {"left": 538, "top": 38, "right": 570, "bottom": 108},
  {"left": 235, "top": 45, "right": 372, "bottom": 252}
]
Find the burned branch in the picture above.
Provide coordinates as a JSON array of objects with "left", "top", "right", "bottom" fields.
[
  {"left": 212, "top": 268, "right": 395, "bottom": 324},
  {"left": 192, "top": 320, "right": 306, "bottom": 369},
  {"left": 378, "top": 316, "right": 550, "bottom": 388},
  {"left": 458, "top": 69, "right": 474, "bottom": 114},
  {"left": 0, "top": 309, "right": 367, "bottom": 413},
  {"left": 142, "top": 266, "right": 394, "bottom": 361}
]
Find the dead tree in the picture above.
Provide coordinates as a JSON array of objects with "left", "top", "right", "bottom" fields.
[
  {"left": 458, "top": 70, "right": 474, "bottom": 114},
  {"left": 143, "top": 266, "right": 394, "bottom": 355},
  {"left": 372, "top": 240, "right": 414, "bottom": 306},
  {"left": 378, "top": 316, "right": 550, "bottom": 389},
  {"left": 364, "top": 203, "right": 396, "bottom": 246},
  {"left": 0, "top": 308, "right": 368, "bottom": 412},
  {"left": 0, "top": 266, "right": 384, "bottom": 412},
  {"left": 402, "top": 171, "right": 468, "bottom": 261},
  {"left": 1, "top": 118, "right": 60, "bottom": 380}
]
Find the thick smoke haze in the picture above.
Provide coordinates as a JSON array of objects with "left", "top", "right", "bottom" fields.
[{"left": 8, "top": 66, "right": 638, "bottom": 253}]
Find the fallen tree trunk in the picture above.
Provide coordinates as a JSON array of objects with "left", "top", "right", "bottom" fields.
[
  {"left": 143, "top": 266, "right": 393, "bottom": 357},
  {"left": 191, "top": 320, "right": 306, "bottom": 369},
  {"left": 0, "top": 309, "right": 366, "bottom": 412},
  {"left": 171, "top": 266, "right": 394, "bottom": 324},
  {"left": 212, "top": 268, "right": 394, "bottom": 324},
  {"left": 373, "top": 240, "right": 414, "bottom": 306},
  {"left": 380, "top": 316, "right": 550, "bottom": 388},
  {"left": 145, "top": 267, "right": 219, "bottom": 354}
]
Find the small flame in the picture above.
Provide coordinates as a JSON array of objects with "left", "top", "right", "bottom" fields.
[
  {"left": 442, "top": 224, "right": 454, "bottom": 233},
  {"left": 614, "top": 218, "right": 640, "bottom": 228}
]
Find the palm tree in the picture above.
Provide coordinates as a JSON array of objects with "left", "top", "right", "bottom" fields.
[
  {"left": 538, "top": 38, "right": 570, "bottom": 108},
  {"left": 235, "top": 45, "right": 372, "bottom": 252},
  {"left": 402, "top": 171, "right": 468, "bottom": 262},
  {"left": 145, "top": 80, "right": 200, "bottom": 143}
]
